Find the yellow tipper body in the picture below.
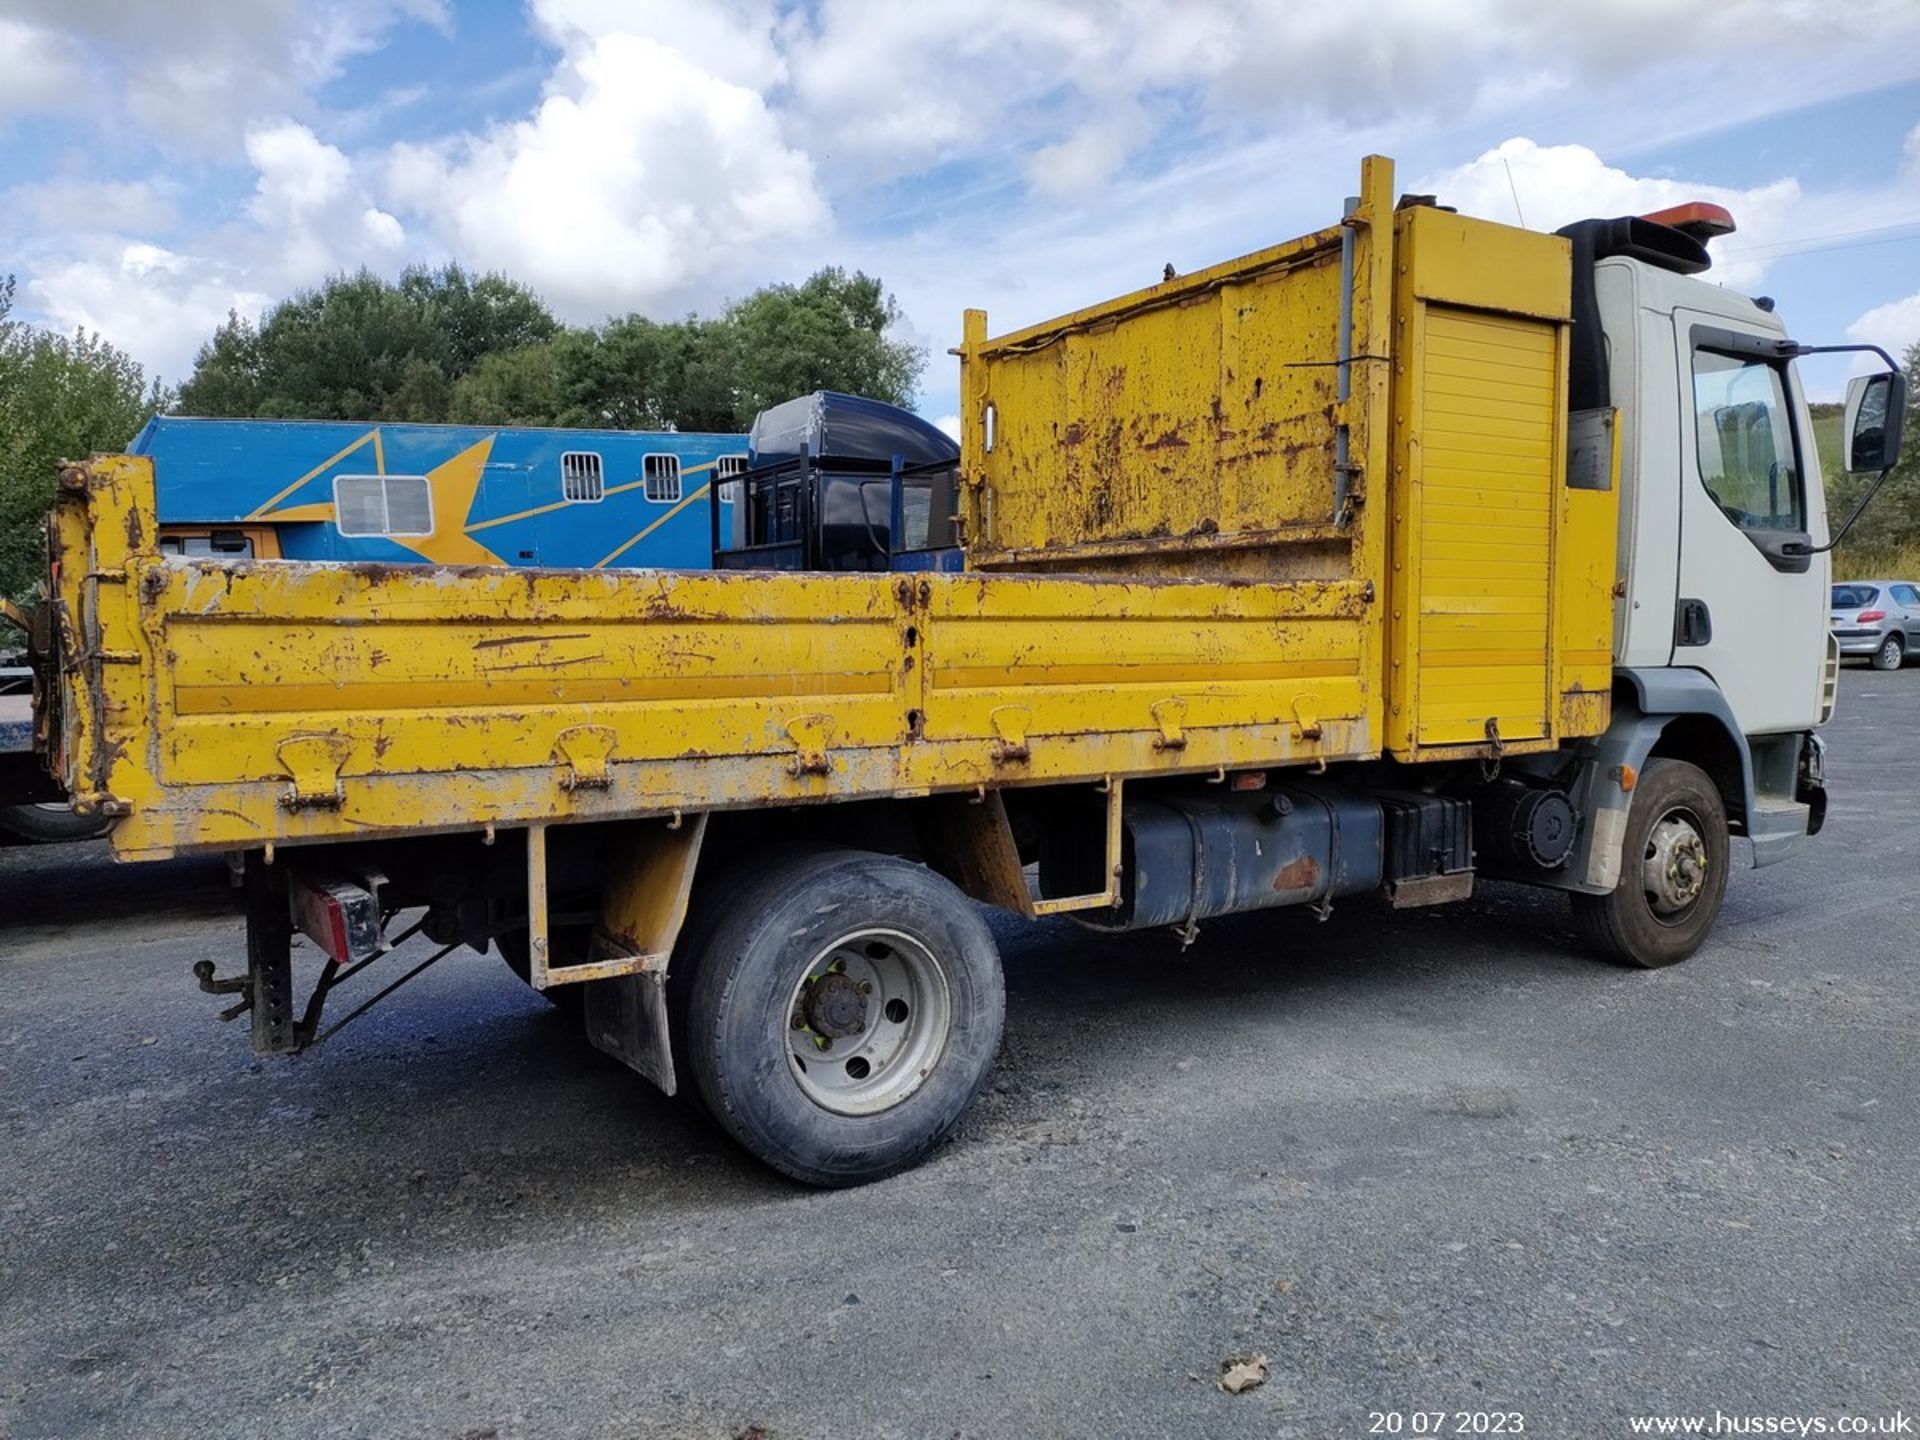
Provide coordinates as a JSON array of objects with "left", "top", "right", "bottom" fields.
[{"left": 47, "top": 157, "right": 1617, "bottom": 861}]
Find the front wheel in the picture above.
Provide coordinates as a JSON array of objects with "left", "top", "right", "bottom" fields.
[
  {"left": 1871, "top": 634, "right": 1905, "bottom": 671},
  {"left": 1570, "top": 758, "right": 1730, "bottom": 969},
  {"left": 681, "top": 849, "right": 1005, "bottom": 1186}
]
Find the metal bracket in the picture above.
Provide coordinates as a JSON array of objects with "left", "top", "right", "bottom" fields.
[
  {"left": 276, "top": 733, "right": 351, "bottom": 810},
  {"left": 990, "top": 706, "right": 1031, "bottom": 765},
  {"left": 528, "top": 815, "right": 709, "bottom": 997},
  {"left": 786, "top": 715, "right": 835, "bottom": 776},
  {"left": 1151, "top": 698, "right": 1188, "bottom": 751},
  {"left": 1292, "top": 693, "right": 1323, "bottom": 740},
  {"left": 554, "top": 724, "right": 616, "bottom": 790}
]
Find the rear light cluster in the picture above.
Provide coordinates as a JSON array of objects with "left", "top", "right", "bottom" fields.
[{"left": 1857, "top": 610, "right": 1887, "bottom": 623}]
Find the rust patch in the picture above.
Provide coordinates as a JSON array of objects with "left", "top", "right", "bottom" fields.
[
  {"left": 1272, "top": 854, "right": 1321, "bottom": 892},
  {"left": 124, "top": 507, "right": 144, "bottom": 552},
  {"left": 644, "top": 592, "right": 694, "bottom": 623},
  {"left": 472, "top": 633, "right": 591, "bottom": 650},
  {"left": 1141, "top": 429, "right": 1189, "bottom": 452},
  {"left": 1062, "top": 422, "right": 1086, "bottom": 447}
]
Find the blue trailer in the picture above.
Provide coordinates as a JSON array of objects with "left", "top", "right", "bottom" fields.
[{"left": 133, "top": 417, "right": 747, "bottom": 569}]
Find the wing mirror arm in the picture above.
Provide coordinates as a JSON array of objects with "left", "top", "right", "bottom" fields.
[
  {"left": 1776, "top": 341, "right": 1907, "bottom": 557},
  {"left": 1783, "top": 464, "right": 1896, "bottom": 558}
]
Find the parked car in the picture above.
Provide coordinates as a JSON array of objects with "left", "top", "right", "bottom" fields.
[{"left": 1831, "top": 581, "right": 1920, "bottom": 670}]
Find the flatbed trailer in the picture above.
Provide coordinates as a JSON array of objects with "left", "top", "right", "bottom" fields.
[{"left": 34, "top": 157, "right": 1906, "bottom": 1184}]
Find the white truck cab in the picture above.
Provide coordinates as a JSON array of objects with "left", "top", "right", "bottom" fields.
[{"left": 1542, "top": 205, "right": 1907, "bottom": 900}]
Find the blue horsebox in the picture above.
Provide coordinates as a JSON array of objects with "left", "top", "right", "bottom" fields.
[{"left": 131, "top": 416, "right": 748, "bottom": 570}]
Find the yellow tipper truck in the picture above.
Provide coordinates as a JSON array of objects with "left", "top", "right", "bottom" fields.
[{"left": 32, "top": 156, "right": 1909, "bottom": 1183}]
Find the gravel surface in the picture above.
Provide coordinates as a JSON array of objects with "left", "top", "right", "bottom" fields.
[{"left": 2, "top": 669, "right": 1916, "bottom": 1439}]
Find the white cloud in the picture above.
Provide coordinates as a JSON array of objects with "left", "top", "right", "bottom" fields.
[
  {"left": 1027, "top": 114, "right": 1143, "bottom": 199},
  {"left": 384, "top": 29, "right": 825, "bottom": 319},
  {"left": 1421, "top": 138, "right": 1806, "bottom": 287},
  {"left": 933, "top": 414, "right": 961, "bottom": 441},
  {"left": 6, "top": 177, "right": 177, "bottom": 233},
  {"left": 0, "top": 18, "right": 85, "bottom": 115},
  {"left": 0, "top": 0, "right": 449, "bottom": 150},
  {"left": 777, "top": 0, "right": 1920, "bottom": 195},
  {"left": 27, "top": 244, "right": 272, "bottom": 384},
  {"left": 1847, "top": 294, "right": 1920, "bottom": 364},
  {"left": 246, "top": 123, "right": 353, "bottom": 222}
]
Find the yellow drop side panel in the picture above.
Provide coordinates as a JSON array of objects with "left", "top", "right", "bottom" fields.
[
  {"left": 50, "top": 457, "right": 1379, "bottom": 860},
  {"left": 1413, "top": 307, "right": 1556, "bottom": 747}
]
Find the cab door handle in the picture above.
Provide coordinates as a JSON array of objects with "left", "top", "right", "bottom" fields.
[{"left": 1675, "top": 599, "right": 1713, "bottom": 647}]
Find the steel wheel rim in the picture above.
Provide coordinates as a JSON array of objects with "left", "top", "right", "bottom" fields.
[
  {"left": 785, "top": 928, "right": 953, "bottom": 1116},
  {"left": 1642, "top": 804, "right": 1710, "bottom": 925}
]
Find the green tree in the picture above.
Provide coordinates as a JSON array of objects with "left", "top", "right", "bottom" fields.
[
  {"left": 448, "top": 343, "right": 564, "bottom": 427},
  {"left": 721, "top": 267, "right": 924, "bottom": 421},
  {"left": 177, "top": 262, "right": 928, "bottom": 436},
  {"left": 1826, "top": 340, "right": 1920, "bottom": 571},
  {"left": 0, "top": 275, "right": 171, "bottom": 600},
  {"left": 176, "top": 264, "right": 557, "bottom": 422},
  {"left": 551, "top": 316, "right": 741, "bottom": 432}
]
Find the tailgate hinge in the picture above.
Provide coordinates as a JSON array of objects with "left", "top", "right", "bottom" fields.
[
  {"left": 554, "top": 724, "right": 617, "bottom": 790},
  {"left": 786, "top": 715, "right": 836, "bottom": 777},
  {"left": 277, "top": 734, "right": 352, "bottom": 810},
  {"left": 1150, "top": 698, "right": 1188, "bottom": 752},
  {"left": 989, "top": 706, "right": 1031, "bottom": 766},
  {"left": 1291, "top": 693, "right": 1323, "bottom": 740}
]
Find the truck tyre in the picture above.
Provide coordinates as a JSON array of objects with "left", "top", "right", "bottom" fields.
[
  {"left": 682, "top": 849, "right": 1004, "bottom": 1187},
  {"left": 0, "top": 802, "right": 112, "bottom": 843},
  {"left": 495, "top": 925, "right": 587, "bottom": 1021},
  {"left": 1570, "top": 758, "right": 1729, "bottom": 969},
  {"left": 1870, "top": 634, "right": 1904, "bottom": 671}
]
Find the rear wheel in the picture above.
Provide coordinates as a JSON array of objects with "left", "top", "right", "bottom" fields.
[
  {"left": 1871, "top": 634, "right": 1905, "bottom": 671},
  {"left": 1571, "top": 758, "right": 1729, "bottom": 969},
  {"left": 681, "top": 849, "right": 1004, "bottom": 1186},
  {"left": 496, "top": 923, "right": 589, "bottom": 1020},
  {"left": 0, "top": 802, "right": 111, "bottom": 843}
]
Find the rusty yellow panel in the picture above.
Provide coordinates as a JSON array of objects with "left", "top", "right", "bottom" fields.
[
  {"left": 921, "top": 574, "right": 1373, "bottom": 750},
  {"left": 61, "top": 454, "right": 1388, "bottom": 861},
  {"left": 1403, "top": 205, "right": 1572, "bottom": 322},
  {"left": 961, "top": 222, "right": 1349, "bottom": 573},
  {"left": 149, "top": 561, "right": 914, "bottom": 787}
]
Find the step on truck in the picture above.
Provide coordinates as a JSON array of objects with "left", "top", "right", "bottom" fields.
[{"left": 32, "top": 156, "right": 1908, "bottom": 1185}]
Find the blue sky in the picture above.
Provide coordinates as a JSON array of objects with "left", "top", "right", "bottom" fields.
[{"left": 3, "top": 0, "right": 1918, "bottom": 426}]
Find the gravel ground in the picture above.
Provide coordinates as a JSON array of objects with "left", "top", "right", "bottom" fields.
[{"left": 2, "top": 668, "right": 1916, "bottom": 1440}]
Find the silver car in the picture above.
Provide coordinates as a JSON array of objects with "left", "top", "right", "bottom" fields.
[{"left": 1831, "top": 581, "right": 1920, "bottom": 670}]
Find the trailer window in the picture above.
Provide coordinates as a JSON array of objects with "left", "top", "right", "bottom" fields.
[
  {"left": 560, "top": 451, "right": 604, "bottom": 503},
  {"left": 715, "top": 453, "right": 747, "bottom": 504},
  {"left": 334, "top": 475, "right": 433, "bottom": 537},
  {"left": 1691, "top": 349, "right": 1805, "bottom": 537},
  {"left": 643, "top": 453, "right": 681, "bottom": 503}
]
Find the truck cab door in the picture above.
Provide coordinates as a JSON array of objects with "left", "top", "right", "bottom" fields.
[{"left": 1669, "top": 312, "right": 1829, "bottom": 734}]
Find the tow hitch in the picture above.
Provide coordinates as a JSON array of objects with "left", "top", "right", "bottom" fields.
[{"left": 191, "top": 860, "right": 449, "bottom": 1055}]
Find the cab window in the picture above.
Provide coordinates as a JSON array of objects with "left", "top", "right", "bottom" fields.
[{"left": 1691, "top": 349, "right": 1805, "bottom": 537}]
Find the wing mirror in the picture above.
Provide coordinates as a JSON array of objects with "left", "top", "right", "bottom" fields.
[
  {"left": 1775, "top": 342, "right": 1908, "bottom": 557},
  {"left": 1843, "top": 368, "right": 1906, "bottom": 474}
]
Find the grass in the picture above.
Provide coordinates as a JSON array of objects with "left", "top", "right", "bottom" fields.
[{"left": 1810, "top": 407, "right": 1919, "bottom": 580}]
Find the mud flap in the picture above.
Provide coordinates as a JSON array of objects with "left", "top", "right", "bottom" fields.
[{"left": 583, "top": 973, "right": 676, "bottom": 1097}]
